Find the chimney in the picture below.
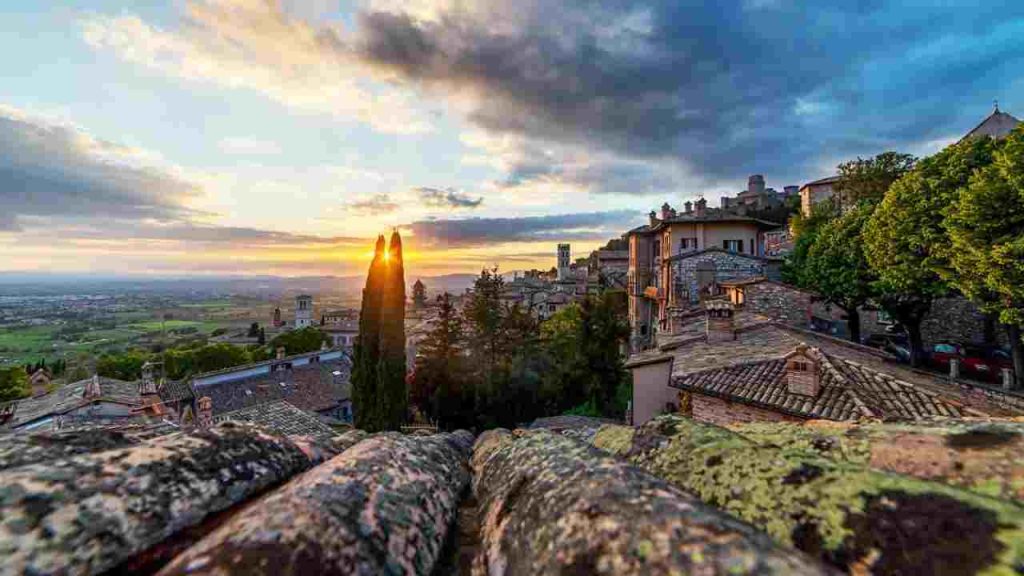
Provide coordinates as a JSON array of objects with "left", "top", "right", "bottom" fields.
[
  {"left": 704, "top": 299, "right": 735, "bottom": 343},
  {"left": 784, "top": 344, "right": 821, "bottom": 397},
  {"left": 197, "top": 396, "right": 213, "bottom": 429},
  {"left": 1003, "top": 368, "right": 1015, "bottom": 390},
  {"left": 695, "top": 198, "right": 707, "bottom": 217},
  {"left": 649, "top": 210, "right": 659, "bottom": 227},
  {"left": 276, "top": 346, "right": 286, "bottom": 360},
  {"left": 661, "top": 202, "right": 672, "bottom": 220},
  {"left": 949, "top": 358, "right": 960, "bottom": 381},
  {"left": 684, "top": 201, "right": 693, "bottom": 214},
  {"left": 84, "top": 374, "right": 102, "bottom": 399},
  {"left": 139, "top": 362, "right": 158, "bottom": 395}
]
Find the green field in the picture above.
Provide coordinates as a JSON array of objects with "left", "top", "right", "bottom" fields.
[
  {"left": 0, "top": 316, "right": 238, "bottom": 367},
  {"left": 127, "top": 320, "right": 220, "bottom": 332}
]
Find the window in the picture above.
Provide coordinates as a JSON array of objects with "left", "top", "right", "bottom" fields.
[
  {"left": 680, "top": 237, "right": 697, "bottom": 252},
  {"left": 723, "top": 239, "right": 743, "bottom": 252},
  {"left": 876, "top": 310, "right": 893, "bottom": 324}
]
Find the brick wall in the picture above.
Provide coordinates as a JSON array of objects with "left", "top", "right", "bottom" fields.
[
  {"left": 690, "top": 393, "right": 805, "bottom": 426},
  {"left": 741, "top": 281, "right": 811, "bottom": 327}
]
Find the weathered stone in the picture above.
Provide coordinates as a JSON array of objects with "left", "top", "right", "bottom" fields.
[
  {"left": 471, "top": 429, "right": 829, "bottom": 575},
  {"left": 0, "top": 422, "right": 322, "bottom": 576},
  {"left": 592, "top": 416, "right": 1024, "bottom": 575},
  {"left": 0, "top": 423, "right": 175, "bottom": 471},
  {"left": 159, "top": 431, "right": 474, "bottom": 576},
  {"left": 729, "top": 418, "right": 1024, "bottom": 503}
]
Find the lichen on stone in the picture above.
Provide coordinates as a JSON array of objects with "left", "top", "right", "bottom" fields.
[
  {"left": 590, "top": 415, "right": 1024, "bottom": 575},
  {"left": 158, "top": 431, "right": 474, "bottom": 576},
  {"left": 472, "top": 428, "right": 829, "bottom": 575}
]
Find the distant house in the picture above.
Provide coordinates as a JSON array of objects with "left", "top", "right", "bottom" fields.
[
  {"left": 625, "top": 301, "right": 1016, "bottom": 427},
  {"left": 321, "top": 310, "right": 359, "bottom": 349},
  {"left": 798, "top": 175, "right": 840, "bottom": 218},
  {"left": 214, "top": 400, "right": 338, "bottom": 440},
  {"left": 191, "top": 348, "right": 352, "bottom": 424},
  {"left": 0, "top": 375, "right": 166, "bottom": 431},
  {"left": 626, "top": 198, "right": 782, "bottom": 351}
]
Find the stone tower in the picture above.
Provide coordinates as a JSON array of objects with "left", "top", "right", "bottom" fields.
[
  {"left": 557, "top": 244, "right": 571, "bottom": 281},
  {"left": 295, "top": 295, "right": 313, "bottom": 329},
  {"left": 412, "top": 279, "right": 427, "bottom": 309}
]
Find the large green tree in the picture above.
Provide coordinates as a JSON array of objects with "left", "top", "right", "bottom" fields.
[
  {"left": 833, "top": 151, "right": 917, "bottom": 208},
  {"left": 576, "top": 293, "right": 630, "bottom": 416},
  {"left": 864, "top": 137, "right": 998, "bottom": 366},
  {"left": 269, "top": 327, "right": 330, "bottom": 356},
  {"left": 352, "top": 235, "right": 386, "bottom": 430},
  {"left": 0, "top": 366, "right": 30, "bottom": 402},
  {"left": 801, "top": 204, "right": 876, "bottom": 343},
  {"left": 410, "top": 293, "right": 469, "bottom": 429},
  {"left": 377, "top": 230, "right": 408, "bottom": 430},
  {"left": 946, "top": 127, "right": 1024, "bottom": 387}
]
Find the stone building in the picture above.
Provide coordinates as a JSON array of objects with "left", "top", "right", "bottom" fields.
[
  {"left": 294, "top": 294, "right": 314, "bottom": 328},
  {"left": 627, "top": 200, "right": 782, "bottom": 350},
  {"left": 321, "top": 309, "right": 359, "bottom": 349},
  {"left": 191, "top": 348, "right": 352, "bottom": 424},
  {"left": 720, "top": 174, "right": 797, "bottom": 213},
  {"left": 798, "top": 175, "right": 840, "bottom": 217},
  {"left": 411, "top": 279, "right": 427, "bottom": 309},
  {"left": 625, "top": 302, "right": 1015, "bottom": 427},
  {"left": 0, "top": 373, "right": 176, "bottom": 431}
]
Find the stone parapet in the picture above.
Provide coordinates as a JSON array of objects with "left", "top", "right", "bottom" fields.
[
  {"left": 159, "top": 431, "right": 473, "bottom": 576},
  {"left": 471, "top": 429, "right": 829, "bottom": 575},
  {"left": 589, "top": 415, "right": 1024, "bottom": 575},
  {"left": 0, "top": 423, "right": 329, "bottom": 576}
]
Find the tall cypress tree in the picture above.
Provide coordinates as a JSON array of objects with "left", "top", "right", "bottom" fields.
[
  {"left": 377, "top": 230, "right": 408, "bottom": 430},
  {"left": 352, "top": 235, "right": 386, "bottom": 430}
]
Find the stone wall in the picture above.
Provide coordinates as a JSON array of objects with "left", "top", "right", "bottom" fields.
[
  {"left": 813, "top": 296, "right": 1006, "bottom": 348},
  {"left": 672, "top": 249, "right": 768, "bottom": 304},
  {"left": 740, "top": 281, "right": 811, "bottom": 326},
  {"left": 691, "top": 393, "right": 804, "bottom": 426}
]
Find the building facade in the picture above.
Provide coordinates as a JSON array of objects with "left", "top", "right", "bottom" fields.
[
  {"left": 627, "top": 199, "right": 782, "bottom": 351},
  {"left": 294, "top": 295, "right": 314, "bottom": 328}
]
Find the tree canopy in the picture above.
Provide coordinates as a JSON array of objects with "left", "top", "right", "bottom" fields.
[{"left": 0, "top": 366, "right": 31, "bottom": 402}]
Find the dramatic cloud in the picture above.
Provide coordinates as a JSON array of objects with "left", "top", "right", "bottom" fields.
[
  {"left": 405, "top": 210, "right": 641, "bottom": 248},
  {"left": 349, "top": 193, "right": 400, "bottom": 214},
  {"left": 80, "top": 3, "right": 432, "bottom": 134},
  {"left": 86, "top": 0, "right": 1024, "bottom": 195},
  {"left": 0, "top": 105, "right": 203, "bottom": 230},
  {"left": 353, "top": 0, "right": 1024, "bottom": 182},
  {"left": 416, "top": 187, "right": 483, "bottom": 209}
]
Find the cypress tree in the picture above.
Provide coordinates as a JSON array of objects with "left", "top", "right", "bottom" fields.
[
  {"left": 377, "top": 230, "right": 408, "bottom": 430},
  {"left": 352, "top": 235, "right": 386, "bottom": 430}
]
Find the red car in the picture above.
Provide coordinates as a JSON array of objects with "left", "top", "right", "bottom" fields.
[
  {"left": 929, "top": 342, "right": 962, "bottom": 372},
  {"left": 961, "top": 345, "right": 1013, "bottom": 383}
]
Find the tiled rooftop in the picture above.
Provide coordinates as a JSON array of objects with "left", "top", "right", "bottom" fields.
[
  {"left": 214, "top": 400, "right": 338, "bottom": 440},
  {"left": 195, "top": 358, "right": 351, "bottom": 416}
]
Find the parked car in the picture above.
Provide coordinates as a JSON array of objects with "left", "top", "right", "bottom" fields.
[
  {"left": 960, "top": 345, "right": 1013, "bottom": 383},
  {"left": 929, "top": 342, "right": 963, "bottom": 371},
  {"left": 863, "top": 334, "right": 911, "bottom": 363}
]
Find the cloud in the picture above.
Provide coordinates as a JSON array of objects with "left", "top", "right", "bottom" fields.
[
  {"left": 0, "top": 104, "right": 203, "bottom": 230},
  {"left": 405, "top": 210, "right": 640, "bottom": 248},
  {"left": 82, "top": 0, "right": 1024, "bottom": 197},
  {"left": 218, "top": 137, "right": 283, "bottom": 155},
  {"left": 80, "top": 4, "right": 432, "bottom": 134},
  {"left": 416, "top": 187, "right": 483, "bottom": 209},
  {"left": 349, "top": 193, "right": 399, "bottom": 214}
]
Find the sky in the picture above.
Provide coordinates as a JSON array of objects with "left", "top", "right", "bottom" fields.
[{"left": 1, "top": 1, "right": 1022, "bottom": 278}]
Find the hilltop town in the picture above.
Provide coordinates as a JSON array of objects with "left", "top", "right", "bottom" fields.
[{"left": 1, "top": 105, "right": 1023, "bottom": 575}]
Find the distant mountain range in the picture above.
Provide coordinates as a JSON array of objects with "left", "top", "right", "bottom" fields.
[{"left": 0, "top": 272, "right": 484, "bottom": 298}]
